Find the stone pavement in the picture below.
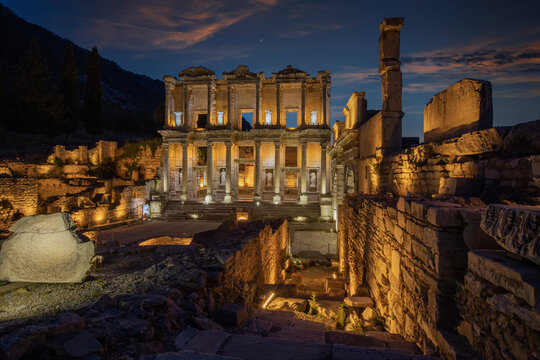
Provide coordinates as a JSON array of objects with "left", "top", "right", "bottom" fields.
[
  {"left": 96, "top": 220, "right": 222, "bottom": 246},
  {"left": 169, "top": 327, "right": 435, "bottom": 360}
]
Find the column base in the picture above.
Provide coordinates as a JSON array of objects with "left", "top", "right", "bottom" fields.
[
  {"left": 180, "top": 194, "right": 188, "bottom": 202},
  {"left": 204, "top": 195, "right": 213, "bottom": 204},
  {"left": 272, "top": 194, "right": 281, "bottom": 204},
  {"left": 223, "top": 194, "right": 232, "bottom": 204},
  {"left": 298, "top": 194, "right": 309, "bottom": 205},
  {"left": 253, "top": 194, "right": 262, "bottom": 204},
  {"left": 319, "top": 195, "right": 332, "bottom": 221}
]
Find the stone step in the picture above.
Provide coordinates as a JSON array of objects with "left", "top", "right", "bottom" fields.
[{"left": 176, "top": 330, "right": 434, "bottom": 360}]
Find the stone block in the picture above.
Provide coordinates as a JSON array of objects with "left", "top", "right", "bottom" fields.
[
  {"left": 424, "top": 79, "right": 492, "bottom": 143},
  {"left": 325, "top": 277, "right": 346, "bottom": 292},
  {"left": 503, "top": 118, "right": 540, "bottom": 155},
  {"left": 260, "top": 284, "right": 296, "bottom": 298},
  {"left": 221, "top": 334, "right": 331, "bottom": 360},
  {"left": 214, "top": 303, "right": 247, "bottom": 327},
  {"left": 480, "top": 204, "right": 540, "bottom": 266},
  {"left": 325, "top": 330, "right": 385, "bottom": 347},
  {"left": 426, "top": 205, "right": 462, "bottom": 228},
  {"left": 175, "top": 328, "right": 199, "bottom": 350},
  {"left": 0, "top": 213, "right": 94, "bottom": 283},
  {"left": 468, "top": 250, "right": 540, "bottom": 307},
  {"left": 268, "top": 324, "right": 325, "bottom": 344},
  {"left": 183, "top": 330, "right": 231, "bottom": 355},
  {"left": 332, "top": 344, "right": 417, "bottom": 360},
  {"left": 344, "top": 296, "right": 374, "bottom": 308},
  {"left": 438, "top": 177, "right": 481, "bottom": 197}
]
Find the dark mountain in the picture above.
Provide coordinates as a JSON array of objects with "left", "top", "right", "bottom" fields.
[{"left": 0, "top": 4, "right": 164, "bottom": 135}]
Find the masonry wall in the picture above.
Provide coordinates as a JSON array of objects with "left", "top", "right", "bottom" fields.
[
  {"left": 361, "top": 126, "right": 540, "bottom": 202},
  {"left": 215, "top": 221, "right": 288, "bottom": 310},
  {"left": 0, "top": 178, "right": 38, "bottom": 231},
  {"left": 338, "top": 195, "right": 472, "bottom": 358}
]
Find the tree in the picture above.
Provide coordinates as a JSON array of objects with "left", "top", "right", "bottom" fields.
[
  {"left": 60, "top": 42, "right": 79, "bottom": 142},
  {"left": 11, "top": 38, "right": 61, "bottom": 136},
  {"left": 84, "top": 46, "right": 103, "bottom": 136}
]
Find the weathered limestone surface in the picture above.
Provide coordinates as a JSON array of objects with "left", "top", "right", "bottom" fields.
[
  {"left": 0, "top": 213, "right": 94, "bottom": 283},
  {"left": 458, "top": 250, "right": 540, "bottom": 360},
  {"left": 424, "top": 79, "right": 493, "bottom": 143},
  {"left": 338, "top": 195, "right": 471, "bottom": 358},
  {"left": 503, "top": 118, "right": 540, "bottom": 155},
  {"left": 480, "top": 204, "right": 540, "bottom": 266}
]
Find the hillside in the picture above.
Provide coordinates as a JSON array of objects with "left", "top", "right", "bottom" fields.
[{"left": 0, "top": 4, "right": 164, "bottom": 135}]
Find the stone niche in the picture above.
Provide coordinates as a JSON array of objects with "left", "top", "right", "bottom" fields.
[{"left": 424, "top": 79, "right": 493, "bottom": 143}]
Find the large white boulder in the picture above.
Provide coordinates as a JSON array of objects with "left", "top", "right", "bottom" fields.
[{"left": 0, "top": 213, "right": 94, "bottom": 283}]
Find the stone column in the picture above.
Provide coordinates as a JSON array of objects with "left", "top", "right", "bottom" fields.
[
  {"left": 273, "top": 141, "right": 281, "bottom": 204},
  {"left": 254, "top": 140, "right": 261, "bottom": 201},
  {"left": 379, "top": 17, "right": 404, "bottom": 155},
  {"left": 255, "top": 82, "right": 261, "bottom": 127},
  {"left": 224, "top": 141, "right": 232, "bottom": 203},
  {"left": 320, "top": 141, "right": 328, "bottom": 195},
  {"left": 301, "top": 81, "right": 306, "bottom": 127},
  {"left": 276, "top": 82, "right": 281, "bottom": 127},
  {"left": 207, "top": 82, "right": 212, "bottom": 127},
  {"left": 319, "top": 140, "right": 332, "bottom": 221},
  {"left": 162, "top": 143, "right": 170, "bottom": 193},
  {"left": 227, "top": 84, "right": 232, "bottom": 129},
  {"left": 322, "top": 80, "right": 327, "bottom": 126},
  {"left": 180, "top": 142, "right": 188, "bottom": 201},
  {"left": 299, "top": 141, "right": 308, "bottom": 204},
  {"left": 205, "top": 141, "right": 213, "bottom": 203},
  {"left": 182, "top": 84, "right": 188, "bottom": 127}
]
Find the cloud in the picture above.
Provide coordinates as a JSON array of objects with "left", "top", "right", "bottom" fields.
[
  {"left": 77, "top": 0, "right": 279, "bottom": 51},
  {"left": 332, "top": 67, "right": 379, "bottom": 85}
]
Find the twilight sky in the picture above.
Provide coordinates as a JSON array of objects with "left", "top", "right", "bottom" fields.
[{"left": 4, "top": 0, "right": 540, "bottom": 140}]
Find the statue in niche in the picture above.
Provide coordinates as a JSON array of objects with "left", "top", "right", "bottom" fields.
[
  {"left": 309, "top": 170, "right": 317, "bottom": 187},
  {"left": 220, "top": 169, "right": 226, "bottom": 185},
  {"left": 265, "top": 170, "right": 273, "bottom": 186}
]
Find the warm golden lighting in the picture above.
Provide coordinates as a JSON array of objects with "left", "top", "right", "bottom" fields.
[
  {"left": 236, "top": 212, "right": 248, "bottom": 221},
  {"left": 138, "top": 236, "right": 192, "bottom": 246},
  {"left": 262, "top": 292, "right": 275, "bottom": 309},
  {"left": 333, "top": 272, "right": 337, "bottom": 279}
]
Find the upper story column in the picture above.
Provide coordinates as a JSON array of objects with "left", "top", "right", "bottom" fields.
[
  {"left": 227, "top": 84, "right": 232, "bottom": 129},
  {"left": 322, "top": 79, "right": 328, "bottom": 126},
  {"left": 182, "top": 84, "right": 188, "bottom": 127},
  {"left": 320, "top": 140, "right": 328, "bottom": 195},
  {"left": 301, "top": 81, "right": 306, "bottom": 127},
  {"left": 255, "top": 82, "right": 261, "bottom": 127},
  {"left": 207, "top": 81, "right": 215, "bottom": 127},
  {"left": 276, "top": 82, "right": 281, "bottom": 127}
]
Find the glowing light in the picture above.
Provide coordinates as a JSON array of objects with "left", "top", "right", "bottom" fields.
[
  {"left": 262, "top": 292, "right": 275, "bottom": 309},
  {"left": 333, "top": 272, "right": 337, "bottom": 279},
  {"left": 273, "top": 201, "right": 279, "bottom": 205},
  {"left": 189, "top": 214, "right": 199, "bottom": 219},
  {"left": 294, "top": 216, "right": 307, "bottom": 223},
  {"left": 237, "top": 212, "right": 248, "bottom": 221},
  {"left": 256, "top": 201, "right": 260, "bottom": 206}
]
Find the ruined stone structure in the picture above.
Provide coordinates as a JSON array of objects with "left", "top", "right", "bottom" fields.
[
  {"left": 330, "top": 18, "right": 404, "bottom": 219},
  {"left": 159, "top": 65, "right": 332, "bottom": 218}
]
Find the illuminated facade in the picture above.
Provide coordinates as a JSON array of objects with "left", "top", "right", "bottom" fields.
[{"left": 159, "top": 65, "right": 332, "bottom": 217}]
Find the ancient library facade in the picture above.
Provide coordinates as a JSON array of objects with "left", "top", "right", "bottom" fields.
[{"left": 159, "top": 65, "right": 332, "bottom": 208}]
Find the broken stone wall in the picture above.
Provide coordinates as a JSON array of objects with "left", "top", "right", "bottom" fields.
[
  {"left": 0, "top": 178, "right": 38, "bottom": 231},
  {"left": 216, "top": 221, "right": 288, "bottom": 310},
  {"left": 338, "top": 195, "right": 472, "bottom": 358},
  {"left": 362, "top": 124, "right": 540, "bottom": 203},
  {"left": 424, "top": 79, "right": 492, "bottom": 143}
]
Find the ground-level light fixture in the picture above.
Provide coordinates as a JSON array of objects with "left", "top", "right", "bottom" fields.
[{"left": 262, "top": 292, "right": 275, "bottom": 309}]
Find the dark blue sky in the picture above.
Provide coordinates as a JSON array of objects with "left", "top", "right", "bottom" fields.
[{"left": 4, "top": 0, "right": 540, "bottom": 139}]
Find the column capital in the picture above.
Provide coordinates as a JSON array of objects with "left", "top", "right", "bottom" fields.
[
  {"left": 207, "top": 140, "right": 214, "bottom": 146},
  {"left": 225, "top": 141, "right": 232, "bottom": 148},
  {"left": 163, "top": 142, "right": 170, "bottom": 150},
  {"left": 300, "top": 139, "right": 308, "bottom": 147},
  {"left": 274, "top": 140, "right": 281, "bottom": 148},
  {"left": 254, "top": 140, "right": 261, "bottom": 147},
  {"left": 181, "top": 142, "right": 189, "bottom": 148},
  {"left": 320, "top": 139, "right": 329, "bottom": 147}
]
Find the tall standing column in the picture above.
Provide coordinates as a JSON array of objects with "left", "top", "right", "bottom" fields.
[
  {"left": 301, "top": 81, "right": 306, "bottom": 127},
  {"left": 224, "top": 142, "right": 232, "bottom": 203},
  {"left": 205, "top": 141, "right": 213, "bottom": 203},
  {"left": 299, "top": 141, "right": 308, "bottom": 204},
  {"left": 163, "top": 143, "right": 170, "bottom": 193},
  {"left": 322, "top": 80, "right": 327, "bottom": 126},
  {"left": 320, "top": 141, "right": 328, "bottom": 195},
  {"left": 180, "top": 143, "right": 188, "bottom": 201},
  {"left": 273, "top": 141, "right": 281, "bottom": 204},
  {"left": 254, "top": 141, "right": 261, "bottom": 201},
  {"left": 276, "top": 82, "right": 281, "bottom": 127}
]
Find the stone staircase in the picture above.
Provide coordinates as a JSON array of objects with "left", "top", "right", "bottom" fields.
[{"left": 163, "top": 201, "right": 321, "bottom": 221}]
